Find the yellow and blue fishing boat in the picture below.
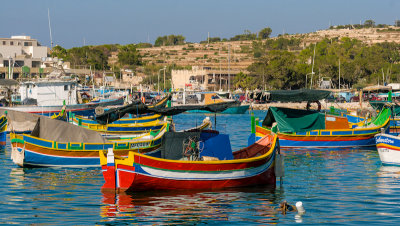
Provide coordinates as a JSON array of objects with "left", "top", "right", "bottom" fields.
[
  {"left": 10, "top": 115, "right": 168, "bottom": 168},
  {"left": 72, "top": 117, "right": 167, "bottom": 134},
  {"left": 0, "top": 115, "right": 7, "bottom": 144},
  {"left": 250, "top": 106, "right": 391, "bottom": 148},
  {"left": 72, "top": 113, "right": 163, "bottom": 126}
]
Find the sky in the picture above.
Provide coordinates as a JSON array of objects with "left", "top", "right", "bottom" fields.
[{"left": 1, "top": 0, "right": 399, "bottom": 49}]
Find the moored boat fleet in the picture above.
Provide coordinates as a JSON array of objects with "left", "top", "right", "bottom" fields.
[{"left": 2, "top": 79, "right": 400, "bottom": 193}]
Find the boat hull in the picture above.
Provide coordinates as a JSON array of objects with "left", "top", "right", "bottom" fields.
[
  {"left": 375, "top": 133, "right": 400, "bottom": 165},
  {"left": 10, "top": 133, "right": 162, "bottom": 168},
  {"left": 255, "top": 122, "right": 389, "bottom": 148},
  {"left": 0, "top": 116, "right": 7, "bottom": 145},
  {"left": 100, "top": 134, "right": 278, "bottom": 192}
]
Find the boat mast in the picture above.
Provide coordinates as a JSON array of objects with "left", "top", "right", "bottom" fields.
[
  {"left": 339, "top": 58, "right": 341, "bottom": 90},
  {"left": 310, "top": 44, "right": 316, "bottom": 88},
  {"left": 48, "top": 8, "right": 53, "bottom": 49},
  {"left": 219, "top": 48, "right": 222, "bottom": 91},
  {"left": 228, "top": 44, "right": 231, "bottom": 92}
]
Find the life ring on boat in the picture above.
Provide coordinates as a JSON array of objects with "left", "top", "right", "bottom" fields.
[
  {"left": 141, "top": 96, "right": 145, "bottom": 104},
  {"left": 306, "top": 100, "right": 321, "bottom": 111}
]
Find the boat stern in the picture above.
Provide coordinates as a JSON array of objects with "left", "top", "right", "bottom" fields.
[{"left": 100, "top": 148, "right": 117, "bottom": 191}]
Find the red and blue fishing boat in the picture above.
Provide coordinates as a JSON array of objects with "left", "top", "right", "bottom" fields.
[{"left": 100, "top": 130, "right": 280, "bottom": 192}]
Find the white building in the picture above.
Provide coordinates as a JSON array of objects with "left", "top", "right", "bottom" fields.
[
  {"left": 0, "top": 35, "right": 48, "bottom": 59},
  {"left": 0, "top": 35, "right": 50, "bottom": 79},
  {"left": 19, "top": 80, "right": 77, "bottom": 106}
]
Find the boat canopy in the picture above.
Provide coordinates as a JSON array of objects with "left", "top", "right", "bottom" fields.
[
  {"left": 262, "top": 107, "right": 326, "bottom": 133},
  {"left": 267, "top": 89, "right": 331, "bottom": 102},
  {"left": 30, "top": 115, "right": 106, "bottom": 143}
]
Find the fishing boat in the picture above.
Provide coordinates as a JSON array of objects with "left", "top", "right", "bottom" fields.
[
  {"left": 10, "top": 115, "right": 169, "bottom": 168},
  {"left": 251, "top": 106, "right": 391, "bottom": 148},
  {"left": 104, "top": 117, "right": 212, "bottom": 141},
  {"left": 0, "top": 79, "right": 124, "bottom": 117},
  {"left": 370, "top": 100, "right": 400, "bottom": 134},
  {"left": 72, "top": 113, "right": 163, "bottom": 126},
  {"left": 247, "top": 89, "right": 391, "bottom": 148},
  {"left": 176, "top": 92, "right": 249, "bottom": 114},
  {"left": 100, "top": 130, "right": 280, "bottom": 192},
  {"left": 375, "top": 133, "right": 400, "bottom": 165},
  {"left": 73, "top": 118, "right": 167, "bottom": 134}
]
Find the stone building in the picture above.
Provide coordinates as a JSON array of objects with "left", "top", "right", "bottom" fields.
[{"left": 171, "top": 66, "right": 232, "bottom": 91}]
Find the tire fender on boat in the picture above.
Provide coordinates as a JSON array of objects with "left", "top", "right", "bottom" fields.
[{"left": 306, "top": 100, "right": 321, "bottom": 111}]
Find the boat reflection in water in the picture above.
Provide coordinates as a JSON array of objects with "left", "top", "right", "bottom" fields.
[
  {"left": 377, "top": 166, "right": 400, "bottom": 194},
  {"left": 100, "top": 186, "right": 279, "bottom": 224}
]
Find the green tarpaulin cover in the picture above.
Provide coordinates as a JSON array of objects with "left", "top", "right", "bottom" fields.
[
  {"left": 268, "top": 89, "right": 331, "bottom": 102},
  {"left": 262, "top": 107, "right": 326, "bottom": 133}
]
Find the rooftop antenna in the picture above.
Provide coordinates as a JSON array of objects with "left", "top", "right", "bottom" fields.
[{"left": 48, "top": 8, "right": 53, "bottom": 49}]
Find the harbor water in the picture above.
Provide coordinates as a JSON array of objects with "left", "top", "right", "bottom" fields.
[{"left": 1, "top": 111, "right": 400, "bottom": 224}]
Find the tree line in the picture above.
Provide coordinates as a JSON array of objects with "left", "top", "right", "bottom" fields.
[
  {"left": 240, "top": 37, "right": 400, "bottom": 90},
  {"left": 51, "top": 44, "right": 143, "bottom": 72}
]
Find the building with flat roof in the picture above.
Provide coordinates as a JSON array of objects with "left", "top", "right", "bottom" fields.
[
  {"left": 171, "top": 66, "right": 233, "bottom": 91},
  {"left": 0, "top": 35, "right": 50, "bottom": 79}
]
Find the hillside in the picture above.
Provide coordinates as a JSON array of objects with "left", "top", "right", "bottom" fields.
[{"left": 137, "top": 27, "right": 400, "bottom": 73}]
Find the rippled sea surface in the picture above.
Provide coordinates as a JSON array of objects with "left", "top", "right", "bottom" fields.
[{"left": 1, "top": 111, "right": 400, "bottom": 225}]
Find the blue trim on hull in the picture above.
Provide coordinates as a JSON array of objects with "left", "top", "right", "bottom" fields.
[{"left": 23, "top": 149, "right": 100, "bottom": 167}]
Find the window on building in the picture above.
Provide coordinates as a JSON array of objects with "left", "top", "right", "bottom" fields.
[
  {"left": 24, "top": 42, "right": 32, "bottom": 46},
  {"left": 15, "top": 61, "right": 24, "bottom": 67},
  {"left": 32, "top": 61, "right": 40, "bottom": 68},
  {"left": 18, "top": 42, "right": 21, "bottom": 46},
  {"left": 2, "top": 41, "right": 6, "bottom": 45},
  {"left": 64, "top": 85, "right": 68, "bottom": 91},
  {"left": 10, "top": 41, "right": 13, "bottom": 45}
]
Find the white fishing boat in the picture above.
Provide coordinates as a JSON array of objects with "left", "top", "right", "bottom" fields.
[
  {"left": 1, "top": 79, "right": 124, "bottom": 117},
  {"left": 375, "top": 133, "right": 400, "bottom": 165}
]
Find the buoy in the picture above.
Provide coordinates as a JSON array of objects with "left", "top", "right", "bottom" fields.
[{"left": 296, "top": 201, "right": 306, "bottom": 215}]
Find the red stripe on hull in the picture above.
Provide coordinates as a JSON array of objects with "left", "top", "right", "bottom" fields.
[{"left": 376, "top": 144, "right": 400, "bottom": 151}]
